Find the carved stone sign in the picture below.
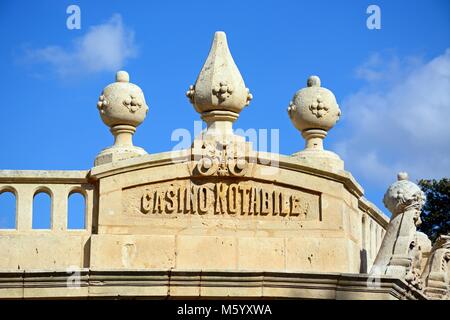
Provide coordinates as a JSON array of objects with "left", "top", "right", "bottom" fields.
[{"left": 123, "top": 179, "right": 320, "bottom": 220}]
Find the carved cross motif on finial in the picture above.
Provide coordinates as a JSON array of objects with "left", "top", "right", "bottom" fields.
[
  {"left": 97, "top": 94, "right": 108, "bottom": 114},
  {"left": 212, "top": 81, "right": 233, "bottom": 102},
  {"left": 123, "top": 94, "right": 143, "bottom": 113},
  {"left": 186, "top": 85, "right": 195, "bottom": 104},
  {"left": 287, "top": 101, "right": 296, "bottom": 118},
  {"left": 245, "top": 88, "right": 253, "bottom": 106},
  {"left": 309, "top": 96, "right": 329, "bottom": 118}
]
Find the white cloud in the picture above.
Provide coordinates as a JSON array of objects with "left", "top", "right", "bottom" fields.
[
  {"left": 334, "top": 49, "right": 450, "bottom": 187},
  {"left": 26, "top": 14, "right": 137, "bottom": 75},
  {"left": 354, "top": 51, "right": 424, "bottom": 84}
]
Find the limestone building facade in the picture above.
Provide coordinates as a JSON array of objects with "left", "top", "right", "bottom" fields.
[{"left": 0, "top": 32, "right": 448, "bottom": 300}]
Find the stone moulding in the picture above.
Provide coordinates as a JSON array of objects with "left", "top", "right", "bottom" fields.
[
  {"left": 371, "top": 174, "right": 428, "bottom": 289},
  {"left": 358, "top": 197, "right": 389, "bottom": 228},
  {"left": 0, "top": 170, "right": 89, "bottom": 184},
  {"left": 0, "top": 269, "right": 426, "bottom": 300}
]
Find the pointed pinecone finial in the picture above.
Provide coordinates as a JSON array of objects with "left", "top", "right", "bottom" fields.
[{"left": 186, "top": 31, "right": 252, "bottom": 128}]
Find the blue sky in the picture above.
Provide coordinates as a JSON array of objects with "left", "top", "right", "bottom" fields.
[{"left": 0, "top": 0, "right": 449, "bottom": 227}]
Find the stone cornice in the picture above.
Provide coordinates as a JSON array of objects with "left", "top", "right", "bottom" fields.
[
  {"left": 0, "top": 170, "right": 89, "bottom": 184},
  {"left": 358, "top": 197, "right": 390, "bottom": 227},
  {"left": 0, "top": 269, "right": 427, "bottom": 300}
]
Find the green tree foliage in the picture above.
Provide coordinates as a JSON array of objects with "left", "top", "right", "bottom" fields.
[{"left": 417, "top": 178, "right": 450, "bottom": 242}]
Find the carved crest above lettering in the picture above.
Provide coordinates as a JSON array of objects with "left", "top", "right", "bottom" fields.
[{"left": 191, "top": 139, "right": 253, "bottom": 177}]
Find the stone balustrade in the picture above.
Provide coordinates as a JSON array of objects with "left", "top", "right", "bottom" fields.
[
  {"left": 0, "top": 170, "right": 94, "bottom": 234},
  {"left": 0, "top": 171, "right": 94, "bottom": 271}
]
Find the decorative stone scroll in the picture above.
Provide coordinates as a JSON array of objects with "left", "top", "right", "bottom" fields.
[
  {"left": 190, "top": 139, "right": 254, "bottom": 177},
  {"left": 370, "top": 172, "right": 450, "bottom": 300},
  {"left": 421, "top": 235, "right": 450, "bottom": 299}
]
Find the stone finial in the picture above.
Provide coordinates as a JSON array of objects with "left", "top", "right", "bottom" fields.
[
  {"left": 383, "top": 172, "right": 426, "bottom": 218},
  {"left": 95, "top": 71, "right": 149, "bottom": 166},
  {"left": 186, "top": 31, "right": 252, "bottom": 138},
  {"left": 288, "top": 76, "right": 343, "bottom": 169}
]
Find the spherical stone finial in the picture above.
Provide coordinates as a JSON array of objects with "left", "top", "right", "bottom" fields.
[
  {"left": 307, "top": 75, "right": 321, "bottom": 87},
  {"left": 383, "top": 172, "right": 425, "bottom": 216},
  {"left": 287, "top": 75, "right": 341, "bottom": 158},
  {"left": 116, "top": 70, "right": 129, "bottom": 83},
  {"left": 397, "top": 172, "right": 409, "bottom": 181},
  {"left": 94, "top": 71, "right": 148, "bottom": 166},
  {"left": 288, "top": 75, "right": 340, "bottom": 132},
  {"left": 97, "top": 70, "right": 149, "bottom": 128}
]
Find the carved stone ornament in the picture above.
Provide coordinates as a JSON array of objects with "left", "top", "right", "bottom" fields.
[
  {"left": 94, "top": 71, "right": 149, "bottom": 166},
  {"left": 191, "top": 140, "right": 250, "bottom": 177},
  {"left": 287, "top": 76, "right": 341, "bottom": 155},
  {"left": 422, "top": 235, "right": 450, "bottom": 299},
  {"left": 123, "top": 93, "right": 144, "bottom": 113},
  {"left": 383, "top": 172, "right": 426, "bottom": 219},
  {"left": 186, "top": 31, "right": 252, "bottom": 138},
  {"left": 97, "top": 71, "right": 149, "bottom": 128},
  {"left": 309, "top": 95, "right": 329, "bottom": 118},
  {"left": 370, "top": 172, "right": 429, "bottom": 290},
  {"left": 287, "top": 75, "right": 341, "bottom": 134},
  {"left": 287, "top": 75, "right": 344, "bottom": 170},
  {"left": 212, "top": 81, "right": 234, "bottom": 102},
  {"left": 97, "top": 94, "right": 108, "bottom": 115}
]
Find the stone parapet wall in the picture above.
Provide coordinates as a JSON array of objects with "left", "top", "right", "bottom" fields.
[
  {"left": 0, "top": 171, "right": 94, "bottom": 270},
  {"left": 0, "top": 152, "right": 388, "bottom": 274}
]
